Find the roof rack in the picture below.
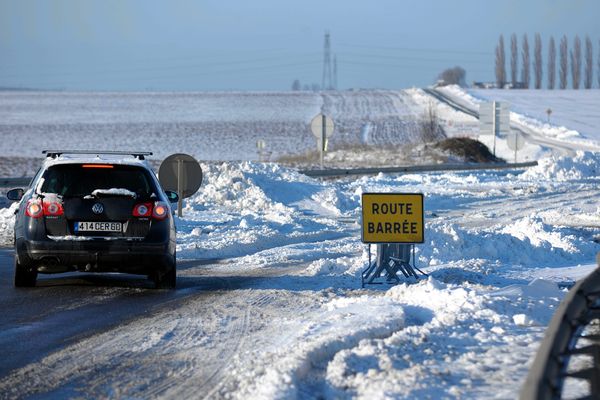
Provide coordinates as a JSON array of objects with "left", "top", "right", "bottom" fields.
[{"left": 42, "top": 150, "right": 153, "bottom": 160}]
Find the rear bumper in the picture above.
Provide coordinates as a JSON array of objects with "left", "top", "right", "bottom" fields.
[{"left": 16, "top": 237, "right": 175, "bottom": 274}]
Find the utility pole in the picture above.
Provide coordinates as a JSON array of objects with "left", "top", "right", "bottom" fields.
[{"left": 322, "top": 31, "right": 333, "bottom": 90}]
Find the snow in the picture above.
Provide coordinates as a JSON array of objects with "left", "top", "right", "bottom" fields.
[
  {"left": 1, "top": 89, "right": 600, "bottom": 398},
  {"left": 0, "top": 90, "right": 439, "bottom": 162},
  {"left": 91, "top": 188, "right": 137, "bottom": 198},
  {"left": 436, "top": 85, "right": 600, "bottom": 160},
  {"left": 469, "top": 89, "right": 600, "bottom": 143}
]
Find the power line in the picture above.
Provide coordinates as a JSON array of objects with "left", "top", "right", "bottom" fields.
[{"left": 338, "top": 42, "right": 492, "bottom": 56}]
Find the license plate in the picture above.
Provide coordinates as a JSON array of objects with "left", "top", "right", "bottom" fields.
[{"left": 75, "top": 221, "right": 123, "bottom": 233}]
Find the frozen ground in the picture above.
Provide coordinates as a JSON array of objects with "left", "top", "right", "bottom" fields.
[
  {"left": 1, "top": 89, "right": 600, "bottom": 398},
  {"left": 0, "top": 151, "right": 599, "bottom": 399}
]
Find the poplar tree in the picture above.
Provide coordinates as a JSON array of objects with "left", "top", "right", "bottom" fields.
[
  {"left": 559, "top": 35, "right": 568, "bottom": 89},
  {"left": 521, "top": 34, "right": 530, "bottom": 88},
  {"left": 584, "top": 36, "right": 593, "bottom": 89},
  {"left": 510, "top": 34, "right": 518, "bottom": 87},
  {"left": 495, "top": 35, "right": 506, "bottom": 88},
  {"left": 570, "top": 35, "right": 581, "bottom": 89},
  {"left": 548, "top": 36, "right": 556, "bottom": 89},
  {"left": 534, "top": 33, "right": 542, "bottom": 89}
]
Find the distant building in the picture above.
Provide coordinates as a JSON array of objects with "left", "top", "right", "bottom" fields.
[
  {"left": 472, "top": 81, "right": 498, "bottom": 89},
  {"left": 472, "top": 81, "right": 527, "bottom": 89},
  {"left": 504, "top": 82, "right": 526, "bottom": 89}
]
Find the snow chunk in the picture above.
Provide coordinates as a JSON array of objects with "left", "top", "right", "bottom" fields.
[{"left": 90, "top": 188, "right": 137, "bottom": 198}]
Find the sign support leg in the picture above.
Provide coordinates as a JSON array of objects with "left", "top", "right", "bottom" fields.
[
  {"left": 320, "top": 114, "right": 326, "bottom": 169},
  {"left": 492, "top": 100, "right": 497, "bottom": 157},
  {"left": 362, "top": 243, "right": 425, "bottom": 286},
  {"left": 177, "top": 159, "right": 183, "bottom": 217}
]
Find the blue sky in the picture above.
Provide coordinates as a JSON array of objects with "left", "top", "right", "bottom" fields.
[{"left": 0, "top": 0, "right": 598, "bottom": 91}]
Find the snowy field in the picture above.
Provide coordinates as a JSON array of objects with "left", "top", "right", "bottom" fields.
[
  {"left": 0, "top": 89, "right": 472, "bottom": 168},
  {"left": 436, "top": 86, "right": 600, "bottom": 162},
  {"left": 469, "top": 89, "right": 600, "bottom": 142},
  {"left": 0, "top": 89, "right": 599, "bottom": 398}
]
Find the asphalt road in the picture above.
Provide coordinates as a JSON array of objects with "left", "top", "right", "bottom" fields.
[
  {"left": 0, "top": 247, "right": 344, "bottom": 399},
  {"left": 0, "top": 248, "right": 256, "bottom": 398}
]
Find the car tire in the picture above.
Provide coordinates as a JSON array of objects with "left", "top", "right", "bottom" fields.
[
  {"left": 153, "top": 259, "right": 176, "bottom": 290},
  {"left": 14, "top": 257, "right": 37, "bottom": 287}
]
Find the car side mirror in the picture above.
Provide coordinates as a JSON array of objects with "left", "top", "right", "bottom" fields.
[
  {"left": 6, "top": 188, "right": 24, "bottom": 201},
  {"left": 165, "top": 190, "right": 179, "bottom": 203}
]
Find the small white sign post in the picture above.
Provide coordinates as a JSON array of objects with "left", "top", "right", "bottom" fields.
[
  {"left": 310, "top": 113, "right": 335, "bottom": 169},
  {"left": 507, "top": 132, "right": 525, "bottom": 163},
  {"left": 479, "top": 101, "right": 510, "bottom": 157}
]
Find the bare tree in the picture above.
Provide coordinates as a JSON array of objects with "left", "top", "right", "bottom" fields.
[
  {"left": 534, "top": 33, "right": 542, "bottom": 89},
  {"left": 521, "top": 34, "right": 530, "bottom": 88},
  {"left": 548, "top": 36, "right": 556, "bottom": 89},
  {"left": 571, "top": 35, "right": 582, "bottom": 89},
  {"left": 584, "top": 35, "right": 593, "bottom": 89},
  {"left": 291, "top": 79, "right": 301, "bottom": 91},
  {"left": 510, "top": 34, "right": 518, "bottom": 86},
  {"left": 495, "top": 35, "right": 506, "bottom": 88},
  {"left": 420, "top": 102, "right": 445, "bottom": 144},
  {"left": 437, "top": 66, "right": 466, "bottom": 86},
  {"left": 559, "top": 35, "right": 568, "bottom": 89}
]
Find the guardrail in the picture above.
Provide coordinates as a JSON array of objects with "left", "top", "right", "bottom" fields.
[
  {"left": 520, "top": 253, "right": 600, "bottom": 400},
  {"left": 300, "top": 161, "right": 538, "bottom": 178},
  {"left": 0, "top": 177, "right": 31, "bottom": 188},
  {"left": 0, "top": 162, "right": 539, "bottom": 186}
]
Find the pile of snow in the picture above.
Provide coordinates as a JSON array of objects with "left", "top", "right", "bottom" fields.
[
  {"left": 176, "top": 162, "right": 349, "bottom": 261},
  {"left": 0, "top": 202, "right": 17, "bottom": 246},
  {"left": 520, "top": 151, "right": 600, "bottom": 181},
  {"left": 321, "top": 277, "right": 562, "bottom": 398}
]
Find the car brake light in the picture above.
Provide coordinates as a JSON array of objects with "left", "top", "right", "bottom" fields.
[
  {"left": 82, "top": 164, "right": 114, "bottom": 168},
  {"left": 25, "top": 199, "right": 43, "bottom": 218},
  {"left": 152, "top": 201, "right": 168, "bottom": 220},
  {"left": 133, "top": 202, "right": 153, "bottom": 217},
  {"left": 43, "top": 200, "right": 64, "bottom": 216}
]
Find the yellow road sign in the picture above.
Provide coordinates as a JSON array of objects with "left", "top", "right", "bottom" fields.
[{"left": 361, "top": 193, "right": 424, "bottom": 243}]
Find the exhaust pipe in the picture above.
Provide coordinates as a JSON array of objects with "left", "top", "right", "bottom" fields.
[{"left": 37, "top": 257, "right": 68, "bottom": 273}]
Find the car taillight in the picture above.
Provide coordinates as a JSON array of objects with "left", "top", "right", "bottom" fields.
[
  {"left": 133, "top": 202, "right": 153, "bottom": 217},
  {"left": 25, "top": 199, "right": 43, "bottom": 218},
  {"left": 43, "top": 200, "right": 64, "bottom": 216},
  {"left": 152, "top": 201, "right": 168, "bottom": 220}
]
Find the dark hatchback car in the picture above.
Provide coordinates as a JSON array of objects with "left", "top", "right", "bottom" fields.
[{"left": 7, "top": 150, "right": 178, "bottom": 289}]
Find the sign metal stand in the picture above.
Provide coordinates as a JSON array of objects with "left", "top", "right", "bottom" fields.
[
  {"left": 360, "top": 193, "right": 427, "bottom": 287},
  {"left": 361, "top": 244, "right": 428, "bottom": 287}
]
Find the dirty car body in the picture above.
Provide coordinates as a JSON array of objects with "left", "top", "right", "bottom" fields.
[{"left": 8, "top": 151, "right": 178, "bottom": 289}]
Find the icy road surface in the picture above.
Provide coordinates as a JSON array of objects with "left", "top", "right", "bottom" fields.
[{"left": 1, "top": 153, "right": 599, "bottom": 399}]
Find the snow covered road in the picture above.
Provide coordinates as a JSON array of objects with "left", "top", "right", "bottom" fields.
[{"left": 1, "top": 153, "right": 599, "bottom": 399}]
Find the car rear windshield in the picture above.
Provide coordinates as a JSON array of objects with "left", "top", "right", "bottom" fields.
[{"left": 39, "top": 164, "right": 157, "bottom": 198}]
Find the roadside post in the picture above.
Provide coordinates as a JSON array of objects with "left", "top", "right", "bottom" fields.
[
  {"left": 479, "top": 101, "right": 510, "bottom": 157},
  {"left": 507, "top": 132, "right": 525, "bottom": 163},
  {"left": 256, "top": 140, "right": 270, "bottom": 162},
  {"left": 310, "top": 113, "right": 335, "bottom": 169},
  {"left": 158, "top": 153, "right": 203, "bottom": 217},
  {"left": 360, "top": 193, "right": 427, "bottom": 287}
]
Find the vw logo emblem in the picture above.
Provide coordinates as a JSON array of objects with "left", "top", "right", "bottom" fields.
[{"left": 92, "top": 203, "right": 104, "bottom": 214}]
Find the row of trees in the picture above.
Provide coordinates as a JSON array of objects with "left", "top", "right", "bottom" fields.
[{"left": 495, "top": 34, "right": 598, "bottom": 89}]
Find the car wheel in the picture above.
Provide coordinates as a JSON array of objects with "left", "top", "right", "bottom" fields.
[
  {"left": 14, "top": 257, "right": 37, "bottom": 287},
  {"left": 153, "top": 259, "right": 176, "bottom": 290}
]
